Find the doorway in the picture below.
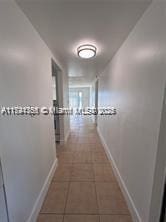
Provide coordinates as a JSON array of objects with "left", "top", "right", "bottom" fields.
[
  {"left": 95, "top": 79, "right": 99, "bottom": 126},
  {"left": 149, "top": 86, "right": 166, "bottom": 222},
  {"left": 0, "top": 160, "right": 9, "bottom": 222},
  {"left": 52, "top": 59, "right": 61, "bottom": 142},
  {"left": 160, "top": 178, "right": 166, "bottom": 222},
  {"left": 69, "top": 87, "right": 90, "bottom": 109}
]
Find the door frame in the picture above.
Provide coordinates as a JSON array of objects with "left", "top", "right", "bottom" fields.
[
  {"left": 95, "top": 79, "right": 99, "bottom": 126},
  {"left": 51, "top": 59, "right": 65, "bottom": 144},
  {"left": 149, "top": 86, "right": 166, "bottom": 222}
]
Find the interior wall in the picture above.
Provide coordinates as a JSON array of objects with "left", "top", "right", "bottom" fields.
[
  {"left": 0, "top": 1, "right": 60, "bottom": 221},
  {"left": 97, "top": 1, "right": 166, "bottom": 222}
]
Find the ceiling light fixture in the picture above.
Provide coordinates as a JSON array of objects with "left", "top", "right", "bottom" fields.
[{"left": 77, "top": 44, "right": 97, "bottom": 59}]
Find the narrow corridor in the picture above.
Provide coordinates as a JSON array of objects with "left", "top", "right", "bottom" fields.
[{"left": 37, "top": 116, "right": 132, "bottom": 222}]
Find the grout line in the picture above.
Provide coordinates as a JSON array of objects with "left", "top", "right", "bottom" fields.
[
  {"left": 52, "top": 180, "right": 119, "bottom": 183},
  {"left": 62, "top": 145, "right": 75, "bottom": 221},
  {"left": 92, "top": 163, "right": 100, "bottom": 222},
  {"left": 62, "top": 181, "right": 71, "bottom": 221},
  {"left": 62, "top": 214, "right": 65, "bottom": 222},
  {"left": 39, "top": 212, "right": 130, "bottom": 215}
]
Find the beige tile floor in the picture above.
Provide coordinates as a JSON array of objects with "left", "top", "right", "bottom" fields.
[{"left": 38, "top": 116, "right": 133, "bottom": 222}]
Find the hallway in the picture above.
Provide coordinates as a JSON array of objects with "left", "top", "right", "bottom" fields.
[{"left": 37, "top": 116, "right": 132, "bottom": 222}]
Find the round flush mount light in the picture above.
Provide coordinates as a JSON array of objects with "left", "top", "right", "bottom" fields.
[{"left": 77, "top": 44, "right": 97, "bottom": 59}]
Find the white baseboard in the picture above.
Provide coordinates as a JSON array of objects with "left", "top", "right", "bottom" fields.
[
  {"left": 27, "top": 158, "right": 58, "bottom": 222},
  {"left": 97, "top": 127, "right": 142, "bottom": 222}
]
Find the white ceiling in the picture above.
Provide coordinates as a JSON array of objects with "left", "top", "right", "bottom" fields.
[{"left": 16, "top": 0, "right": 150, "bottom": 86}]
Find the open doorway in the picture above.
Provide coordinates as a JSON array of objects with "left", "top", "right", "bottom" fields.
[
  {"left": 149, "top": 86, "right": 166, "bottom": 222},
  {"left": 52, "top": 59, "right": 61, "bottom": 143},
  {"left": 0, "top": 160, "right": 9, "bottom": 222},
  {"left": 51, "top": 59, "right": 64, "bottom": 144},
  {"left": 95, "top": 79, "right": 99, "bottom": 126},
  {"left": 160, "top": 179, "right": 166, "bottom": 222},
  {"left": 69, "top": 86, "right": 90, "bottom": 109},
  {"left": 69, "top": 86, "right": 91, "bottom": 126}
]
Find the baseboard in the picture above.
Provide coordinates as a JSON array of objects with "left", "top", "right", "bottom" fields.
[
  {"left": 97, "top": 127, "right": 142, "bottom": 222},
  {"left": 27, "top": 158, "right": 58, "bottom": 222}
]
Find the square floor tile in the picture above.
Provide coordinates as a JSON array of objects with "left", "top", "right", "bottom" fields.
[
  {"left": 89, "top": 138, "right": 102, "bottom": 144},
  {"left": 92, "top": 152, "right": 109, "bottom": 163},
  {"left": 57, "top": 144, "right": 77, "bottom": 153},
  {"left": 67, "top": 137, "right": 78, "bottom": 143},
  {"left": 71, "top": 164, "right": 94, "bottom": 181},
  {"left": 91, "top": 145, "right": 105, "bottom": 153},
  {"left": 96, "top": 182, "right": 129, "bottom": 214},
  {"left": 64, "top": 215, "right": 100, "bottom": 222},
  {"left": 37, "top": 214, "right": 63, "bottom": 222},
  {"left": 76, "top": 144, "right": 92, "bottom": 152},
  {"left": 100, "top": 215, "right": 132, "bottom": 222},
  {"left": 78, "top": 136, "right": 91, "bottom": 143},
  {"left": 41, "top": 182, "right": 69, "bottom": 214},
  {"left": 58, "top": 152, "right": 74, "bottom": 164},
  {"left": 66, "top": 182, "right": 98, "bottom": 214},
  {"left": 93, "top": 164, "right": 117, "bottom": 182},
  {"left": 53, "top": 164, "right": 72, "bottom": 182},
  {"left": 73, "top": 151, "right": 92, "bottom": 163}
]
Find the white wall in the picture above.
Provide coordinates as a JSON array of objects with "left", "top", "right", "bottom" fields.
[
  {"left": 0, "top": 1, "right": 60, "bottom": 221},
  {"left": 98, "top": 1, "right": 166, "bottom": 222}
]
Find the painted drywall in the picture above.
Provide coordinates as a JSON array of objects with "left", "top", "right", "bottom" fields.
[
  {"left": 0, "top": 1, "right": 60, "bottom": 221},
  {"left": 98, "top": 1, "right": 166, "bottom": 222}
]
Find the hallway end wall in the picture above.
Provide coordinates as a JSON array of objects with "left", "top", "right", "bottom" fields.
[{"left": 98, "top": 1, "right": 166, "bottom": 222}]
